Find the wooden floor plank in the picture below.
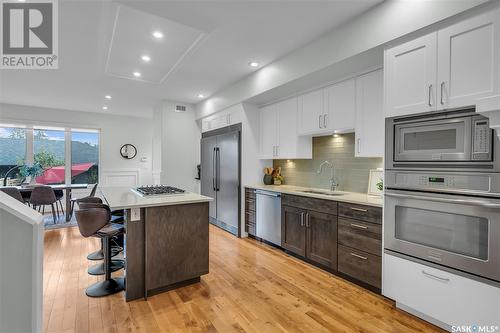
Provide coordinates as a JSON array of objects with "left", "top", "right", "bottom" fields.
[{"left": 43, "top": 225, "right": 444, "bottom": 333}]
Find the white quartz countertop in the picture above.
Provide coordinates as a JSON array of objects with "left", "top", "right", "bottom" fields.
[
  {"left": 99, "top": 186, "right": 213, "bottom": 210},
  {"left": 246, "top": 184, "right": 382, "bottom": 207}
]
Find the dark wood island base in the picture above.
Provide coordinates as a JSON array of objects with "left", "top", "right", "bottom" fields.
[{"left": 124, "top": 202, "right": 209, "bottom": 301}]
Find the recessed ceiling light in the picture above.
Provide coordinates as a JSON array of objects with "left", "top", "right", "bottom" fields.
[
  {"left": 197, "top": 94, "right": 205, "bottom": 98},
  {"left": 105, "top": 95, "right": 112, "bottom": 100},
  {"left": 133, "top": 72, "right": 141, "bottom": 77},
  {"left": 152, "top": 31, "right": 163, "bottom": 39},
  {"left": 102, "top": 106, "right": 108, "bottom": 110},
  {"left": 248, "top": 61, "right": 259, "bottom": 67},
  {"left": 141, "top": 55, "right": 151, "bottom": 62}
]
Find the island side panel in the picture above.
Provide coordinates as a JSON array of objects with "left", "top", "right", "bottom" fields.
[
  {"left": 124, "top": 208, "right": 146, "bottom": 302},
  {"left": 145, "top": 202, "right": 209, "bottom": 294}
]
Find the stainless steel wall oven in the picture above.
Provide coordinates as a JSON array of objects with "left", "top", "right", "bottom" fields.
[{"left": 385, "top": 109, "right": 500, "bottom": 283}]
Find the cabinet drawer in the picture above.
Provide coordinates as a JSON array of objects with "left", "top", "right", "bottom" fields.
[
  {"left": 338, "top": 202, "right": 381, "bottom": 224},
  {"left": 383, "top": 253, "right": 500, "bottom": 328},
  {"left": 338, "top": 218, "right": 381, "bottom": 256},
  {"left": 246, "top": 199, "right": 256, "bottom": 212},
  {"left": 282, "top": 194, "right": 337, "bottom": 215},
  {"left": 338, "top": 245, "right": 381, "bottom": 289}
]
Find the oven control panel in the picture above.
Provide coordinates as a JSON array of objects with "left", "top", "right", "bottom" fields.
[
  {"left": 393, "top": 173, "right": 491, "bottom": 193},
  {"left": 472, "top": 118, "right": 492, "bottom": 160}
]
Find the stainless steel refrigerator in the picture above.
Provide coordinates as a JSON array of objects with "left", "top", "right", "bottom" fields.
[{"left": 200, "top": 126, "right": 240, "bottom": 236}]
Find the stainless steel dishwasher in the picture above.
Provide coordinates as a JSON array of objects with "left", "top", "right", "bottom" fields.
[{"left": 255, "top": 189, "right": 281, "bottom": 246}]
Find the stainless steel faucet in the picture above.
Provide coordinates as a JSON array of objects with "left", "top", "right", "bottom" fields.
[{"left": 317, "top": 160, "right": 338, "bottom": 191}]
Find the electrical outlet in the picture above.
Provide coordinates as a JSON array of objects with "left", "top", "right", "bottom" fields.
[{"left": 130, "top": 208, "right": 141, "bottom": 221}]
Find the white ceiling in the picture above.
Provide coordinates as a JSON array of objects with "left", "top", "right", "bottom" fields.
[{"left": 0, "top": 0, "right": 383, "bottom": 117}]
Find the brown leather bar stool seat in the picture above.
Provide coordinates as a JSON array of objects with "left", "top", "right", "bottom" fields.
[
  {"left": 75, "top": 206, "right": 125, "bottom": 297},
  {"left": 78, "top": 199, "right": 124, "bottom": 275}
]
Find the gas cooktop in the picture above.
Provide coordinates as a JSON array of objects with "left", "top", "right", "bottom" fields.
[{"left": 132, "top": 185, "right": 186, "bottom": 197}]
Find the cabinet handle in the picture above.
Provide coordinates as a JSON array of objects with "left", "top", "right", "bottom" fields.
[
  {"left": 357, "top": 139, "right": 361, "bottom": 154},
  {"left": 351, "top": 207, "right": 368, "bottom": 212},
  {"left": 350, "top": 252, "right": 367, "bottom": 260},
  {"left": 422, "top": 270, "right": 450, "bottom": 282},
  {"left": 350, "top": 223, "right": 368, "bottom": 230},
  {"left": 323, "top": 114, "right": 327, "bottom": 128},
  {"left": 440, "top": 82, "right": 445, "bottom": 105},
  {"left": 300, "top": 212, "right": 305, "bottom": 227},
  {"left": 305, "top": 213, "right": 310, "bottom": 228},
  {"left": 428, "top": 84, "right": 432, "bottom": 106},
  {"left": 319, "top": 115, "right": 323, "bottom": 129}
]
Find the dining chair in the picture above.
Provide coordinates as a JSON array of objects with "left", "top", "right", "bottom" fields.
[
  {"left": 54, "top": 189, "right": 65, "bottom": 216},
  {"left": 0, "top": 187, "right": 25, "bottom": 203},
  {"left": 29, "top": 186, "right": 59, "bottom": 224}
]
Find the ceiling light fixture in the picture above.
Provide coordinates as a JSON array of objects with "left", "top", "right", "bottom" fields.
[
  {"left": 248, "top": 61, "right": 259, "bottom": 67},
  {"left": 105, "top": 95, "right": 112, "bottom": 99},
  {"left": 133, "top": 72, "right": 141, "bottom": 77},
  {"left": 197, "top": 94, "right": 205, "bottom": 98},
  {"left": 141, "top": 55, "right": 151, "bottom": 62},
  {"left": 152, "top": 31, "right": 163, "bottom": 39},
  {"left": 102, "top": 106, "right": 108, "bottom": 110}
]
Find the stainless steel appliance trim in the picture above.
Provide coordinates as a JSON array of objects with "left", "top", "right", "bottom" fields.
[
  {"left": 385, "top": 191, "right": 500, "bottom": 208},
  {"left": 254, "top": 190, "right": 281, "bottom": 198}
]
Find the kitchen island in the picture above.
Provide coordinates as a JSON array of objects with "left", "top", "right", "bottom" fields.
[{"left": 99, "top": 186, "right": 213, "bottom": 301}]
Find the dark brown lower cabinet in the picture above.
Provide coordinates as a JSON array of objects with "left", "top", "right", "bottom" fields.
[
  {"left": 282, "top": 205, "right": 337, "bottom": 270},
  {"left": 337, "top": 244, "right": 381, "bottom": 289},
  {"left": 306, "top": 211, "right": 337, "bottom": 269},
  {"left": 282, "top": 205, "right": 306, "bottom": 257}
]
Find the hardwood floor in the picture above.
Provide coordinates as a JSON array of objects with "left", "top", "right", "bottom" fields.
[{"left": 43, "top": 225, "right": 443, "bottom": 333}]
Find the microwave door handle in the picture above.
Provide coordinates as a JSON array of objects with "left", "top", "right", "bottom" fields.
[{"left": 385, "top": 192, "right": 500, "bottom": 209}]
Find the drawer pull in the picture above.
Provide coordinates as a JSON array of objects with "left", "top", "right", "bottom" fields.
[
  {"left": 350, "top": 252, "right": 367, "bottom": 260},
  {"left": 351, "top": 207, "right": 368, "bottom": 212},
  {"left": 350, "top": 223, "right": 368, "bottom": 230},
  {"left": 422, "top": 270, "right": 450, "bottom": 282}
]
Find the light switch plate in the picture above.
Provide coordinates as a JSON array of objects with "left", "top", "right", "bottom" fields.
[{"left": 130, "top": 208, "right": 141, "bottom": 221}]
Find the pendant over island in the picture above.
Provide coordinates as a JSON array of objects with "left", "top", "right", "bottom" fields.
[{"left": 99, "top": 186, "right": 213, "bottom": 301}]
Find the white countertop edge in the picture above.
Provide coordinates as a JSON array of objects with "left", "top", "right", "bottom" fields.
[
  {"left": 245, "top": 184, "right": 383, "bottom": 208},
  {"left": 108, "top": 198, "right": 213, "bottom": 210}
]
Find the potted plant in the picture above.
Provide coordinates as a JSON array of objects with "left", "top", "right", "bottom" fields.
[{"left": 19, "top": 163, "right": 44, "bottom": 186}]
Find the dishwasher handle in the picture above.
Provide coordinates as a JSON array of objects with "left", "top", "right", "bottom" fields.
[{"left": 255, "top": 190, "right": 281, "bottom": 198}]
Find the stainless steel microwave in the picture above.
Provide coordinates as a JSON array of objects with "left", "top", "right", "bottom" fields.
[{"left": 386, "top": 110, "right": 499, "bottom": 171}]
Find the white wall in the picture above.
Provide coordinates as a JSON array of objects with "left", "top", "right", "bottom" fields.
[
  {"left": 0, "top": 192, "right": 43, "bottom": 333},
  {"left": 196, "top": 0, "right": 488, "bottom": 118},
  {"left": 159, "top": 101, "right": 201, "bottom": 193},
  {"left": 0, "top": 103, "right": 156, "bottom": 186}
]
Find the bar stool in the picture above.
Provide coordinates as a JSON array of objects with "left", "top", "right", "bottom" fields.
[
  {"left": 78, "top": 200, "right": 124, "bottom": 275},
  {"left": 75, "top": 205, "right": 125, "bottom": 297},
  {"left": 70, "top": 183, "right": 98, "bottom": 217}
]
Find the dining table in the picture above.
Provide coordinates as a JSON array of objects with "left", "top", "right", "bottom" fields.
[{"left": 17, "top": 184, "right": 88, "bottom": 222}]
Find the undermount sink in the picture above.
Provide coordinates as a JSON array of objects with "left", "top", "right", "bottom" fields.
[{"left": 301, "top": 190, "right": 345, "bottom": 196}]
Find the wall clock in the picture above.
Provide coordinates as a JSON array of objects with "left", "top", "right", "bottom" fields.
[{"left": 120, "top": 144, "right": 137, "bottom": 159}]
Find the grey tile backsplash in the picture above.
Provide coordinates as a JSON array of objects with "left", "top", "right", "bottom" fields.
[{"left": 273, "top": 133, "right": 383, "bottom": 193}]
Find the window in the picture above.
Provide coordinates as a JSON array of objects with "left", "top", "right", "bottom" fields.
[
  {"left": 33, "top": 127, "right": 66, "bottom": 185},
  {"left": 0, "top": 124, "right": 100, "bottom": 185},
  {"left": 0, "top": 126, "right": 27, "bottom": 186},
  {"left": 71, "top": 130, "right": 99, "bottom": 184}
]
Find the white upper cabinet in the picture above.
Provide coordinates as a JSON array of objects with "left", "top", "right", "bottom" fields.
[
  {"left": 298, "top": 89, "right": 324, "bottom": 135},
  {"left": 355, "top": 69, "right": 384, "bottom": 157},
  {"left": 324, "top": 78, "right": 356, "bottom": 132},
  {"left": 437, "top": 10, "right": 500, "bottom": 110},
  {"left": 385, "top": 9, "right": 500, "bottom": 117},
  {"left": 259, "top": 104, "right": 277, "bottom": 159},
  {"left": 259, "top": 97, "right": 312, "bottom": 159},
  {"left": 384, "top": 33, "right": 437, "bottom": 117}
]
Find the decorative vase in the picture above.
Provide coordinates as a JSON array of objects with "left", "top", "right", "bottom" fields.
[{"left": 263, "top": 174, "right": 273, "bottom": 185}]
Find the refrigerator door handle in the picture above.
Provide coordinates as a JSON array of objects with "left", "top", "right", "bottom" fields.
[
  {"left": 212, "top": 147, "right": 216, "bottom": 191},
  {"left": 216, "top": 147, "right": 221, "bottom": 191}
]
